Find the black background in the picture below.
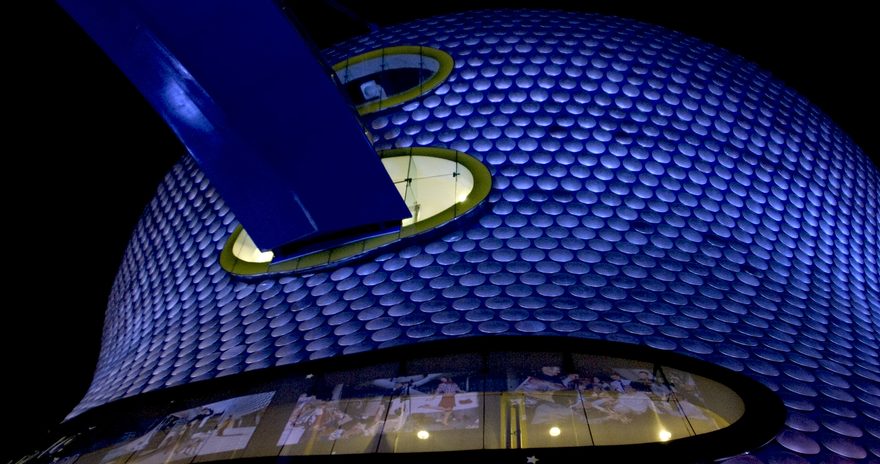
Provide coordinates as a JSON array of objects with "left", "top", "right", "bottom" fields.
[{"left": 8, "top": 2, "right": 877, "bottom": 461}]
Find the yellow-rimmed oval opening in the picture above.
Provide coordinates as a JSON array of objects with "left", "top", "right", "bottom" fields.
[
  {"left": 333, "top": 46, "right": 454, "bottom": 115},
  {"left": 221, "top": 147, "right": 491, "bottom": 276}
]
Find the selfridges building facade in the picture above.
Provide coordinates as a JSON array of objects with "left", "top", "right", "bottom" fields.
[{"left": 42, "top": 9, "right": 878, "bottom": 464}]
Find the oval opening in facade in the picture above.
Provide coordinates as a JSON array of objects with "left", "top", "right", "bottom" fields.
[
  {"left": 382, "top": 152, "right": 475, "bottom": 227},
  {"left": 333, "top": 46, "right": 453, "bottom": 115},
  {"left": 47, "top": 338, "right": 784, "bottom": 463},
  {"left": 221, "top": 147, "right": 491, "bottom": 275}
]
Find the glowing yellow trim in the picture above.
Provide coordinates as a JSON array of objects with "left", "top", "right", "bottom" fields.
[{"left": 332, "top": 46, "right": 454, "bottom": 115}]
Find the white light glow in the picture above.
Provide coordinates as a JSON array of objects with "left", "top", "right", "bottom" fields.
[
  {"left": 231, "top": 229, "right": 274, "bottom": 263},
  {"left": 417, "top": 430, "right": 430, "bottom": 440},
  {"left": 658, "top": 429, "right": 672, "bottom": 442},
  {"left": 549, "top": 426, "right": 561, "bottom": 437}
]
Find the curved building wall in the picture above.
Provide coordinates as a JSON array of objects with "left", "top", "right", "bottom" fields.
[{"left": 78, "top": 10, "right": 879, "bottom": 463}]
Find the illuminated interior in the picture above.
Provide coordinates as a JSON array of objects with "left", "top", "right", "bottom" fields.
[
  {"left": 223, "top": 148, "right": 491, "bottom": 275},
  {"left": 382, "top": 155, "right": 474, "bottom": 227},
  {"left": 230, "top": 229, "right": 274, "bottom": 264},
  {"left": 230, "top": 152, "right": 474, "bottom": 264}
]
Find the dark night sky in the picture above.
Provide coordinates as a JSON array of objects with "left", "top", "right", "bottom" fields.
[{"left": 8, "top": 2, "right": 876, "bottom": 461}]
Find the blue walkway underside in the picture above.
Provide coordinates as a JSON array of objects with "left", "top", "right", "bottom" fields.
[{"left": 58, "top": 0, "right": 410, "bottom": 251}]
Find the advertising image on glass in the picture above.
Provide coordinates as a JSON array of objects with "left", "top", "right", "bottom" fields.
[
  {"left": 377, "top": 373, "right": 483, "bottom": 453},
  {"left": 48, "top": 345, "right": 761, "bottom": 462},
  {"left": 277, "top": 358, "right": 484, "bottom": 455},
  {"left": 277, "top": 393, "right": 389, "bottom": 455},
  {"left": 97, "top": 393, "right": 274, "bottom": 464}
]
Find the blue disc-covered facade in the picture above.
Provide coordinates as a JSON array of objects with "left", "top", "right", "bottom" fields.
[{"left": 75, "top": 10, "right": 878, "bottom": 463}]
